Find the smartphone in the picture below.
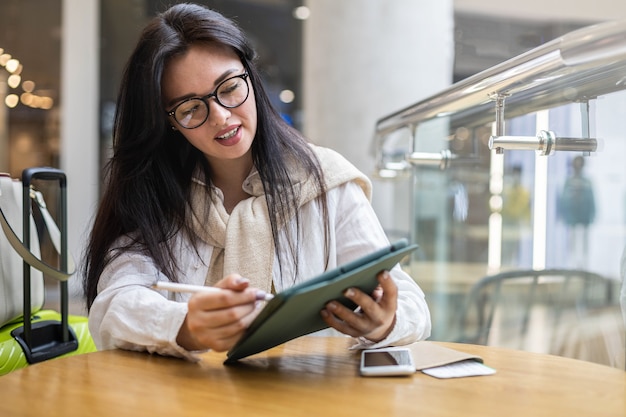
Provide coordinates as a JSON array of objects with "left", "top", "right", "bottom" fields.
[{"left": 360, "top": 347, "right": 415, "bottom": 376}]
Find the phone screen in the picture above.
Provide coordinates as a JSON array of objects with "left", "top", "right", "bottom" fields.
[{"left": 363, "top": 350, "right": 413, "bottom": 367}]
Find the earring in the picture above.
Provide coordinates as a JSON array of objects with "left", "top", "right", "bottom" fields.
[{"left": 171, "top": 125, "right": 177, "bottom": 131}]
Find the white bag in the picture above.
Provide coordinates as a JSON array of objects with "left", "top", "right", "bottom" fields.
[
  {"left": 0, "top": 174, "right": 44, "bottom": 326},
  {"left": 0, "top": 173, "right": 74, "bottom": 327}
]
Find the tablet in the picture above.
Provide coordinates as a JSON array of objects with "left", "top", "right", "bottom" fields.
[{"left": 225, "top": 239, "right": 419, "bottom": 363}]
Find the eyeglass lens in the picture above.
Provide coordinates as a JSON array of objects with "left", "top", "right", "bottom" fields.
[{"left": 173, "top": 74, "right": 249, "bottom": 128}]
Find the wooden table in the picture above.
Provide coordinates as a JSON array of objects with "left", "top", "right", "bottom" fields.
[{"left": 0, "top": 337, "right": 624, "bottom": 416}]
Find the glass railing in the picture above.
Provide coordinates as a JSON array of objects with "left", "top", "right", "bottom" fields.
[{"left": 373, "top": 20, "right": 626, "bottom": 369}]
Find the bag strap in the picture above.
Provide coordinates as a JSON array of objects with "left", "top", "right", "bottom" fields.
[
  {"left": 29, "top": 188, "right": 76, "bottom": 273},
  {"left": 0, "top": 182, "right": 75, "bottom": 282}
]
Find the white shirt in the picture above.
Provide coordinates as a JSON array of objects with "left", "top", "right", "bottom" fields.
[{"left": 89, "top": 180, "right": 431, "bottom": 361}]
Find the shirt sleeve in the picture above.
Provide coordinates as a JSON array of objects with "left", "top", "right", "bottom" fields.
[
  {"left": 328, "top": 181, "right": 432, "bottom": 349},
  {"left": 88, "top": 249, "right": 206, "bottom": 362}
]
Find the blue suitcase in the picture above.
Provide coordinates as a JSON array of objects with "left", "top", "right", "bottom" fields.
[{"left": 0, "top": 167, "right": 96, "bottom": 376}]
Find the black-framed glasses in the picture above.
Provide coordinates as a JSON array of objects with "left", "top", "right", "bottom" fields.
[{"left": 167, "top": 73, "right": 250, "bottom": 129}]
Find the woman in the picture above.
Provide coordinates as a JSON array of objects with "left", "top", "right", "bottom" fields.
[{"left": 83, "top": 3, "right": 430, "bottom": 360}]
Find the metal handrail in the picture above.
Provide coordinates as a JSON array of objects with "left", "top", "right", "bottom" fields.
[{"left": 374, "top": 19, "right": 626, "bottom": 139}]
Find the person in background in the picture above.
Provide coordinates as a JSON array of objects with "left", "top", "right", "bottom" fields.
[
  {"left": 82, "top": 3, "right": 430, "bottom": 360},
  {"left": 501, "top": 165, "right": 531, "bottom": 265},
  {"left": 558, "top": 156, "right": 596, "bottom": 268}
]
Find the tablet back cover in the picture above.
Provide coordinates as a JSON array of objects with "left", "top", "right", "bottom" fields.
[{"left": 225, "top": 240, "right": 418, "bottom": 362}]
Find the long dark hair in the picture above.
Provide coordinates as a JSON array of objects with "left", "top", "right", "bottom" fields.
[{"left": 83, "top": 3, "right": 327, "bottom": 309}]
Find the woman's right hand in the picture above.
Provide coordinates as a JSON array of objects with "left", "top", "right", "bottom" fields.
[{"left": 176, "top": 274, "right": 268, "bottom": 351}]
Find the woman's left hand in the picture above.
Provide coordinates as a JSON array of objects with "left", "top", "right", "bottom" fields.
[{"left": 320, "top": 270, "right": 397, "bottom": 342}]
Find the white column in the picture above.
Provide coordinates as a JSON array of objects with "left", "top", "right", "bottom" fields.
[
  {"left": 61, "top": 0, "right": 99, "bottom": 295},
  {"left": 302, "top": 0, "right": 454, "bottom": 233},
  {"left": 0, "top": 74, "right": 7, "bottom": 171}
]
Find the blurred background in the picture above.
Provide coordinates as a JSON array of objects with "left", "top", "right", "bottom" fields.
[{"left": 1, "top": 0, "right": 625, "bottom": 368}]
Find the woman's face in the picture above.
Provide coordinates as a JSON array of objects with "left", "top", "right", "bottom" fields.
[{"left": 162, "top": 43, "right": 257, "bottom": 167}]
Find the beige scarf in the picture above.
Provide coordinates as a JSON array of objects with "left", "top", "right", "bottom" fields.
[{"left": 189, "top": 145, "right": 372, "bottom": 293}]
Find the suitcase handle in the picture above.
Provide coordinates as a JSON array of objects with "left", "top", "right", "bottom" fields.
[{"left": 6, "top": 167, "right": 78, "bottom": 363}]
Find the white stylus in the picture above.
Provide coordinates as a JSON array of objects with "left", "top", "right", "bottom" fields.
[{"left": 151, "top": 281, "right": 274, "bottom": 301}]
